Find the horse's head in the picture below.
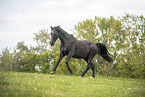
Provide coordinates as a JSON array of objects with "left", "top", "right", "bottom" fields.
[{"left": 50, "top": 26, "right": 59, "bottom": 46}]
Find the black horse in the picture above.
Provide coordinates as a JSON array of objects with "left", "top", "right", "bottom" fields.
[{"left": 50, "top": 26, "right": 113, "bottom": 78}]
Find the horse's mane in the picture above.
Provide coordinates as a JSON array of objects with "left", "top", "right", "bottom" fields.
[{"left": 55, "top": 26, "right": 74, "bottom": 38}]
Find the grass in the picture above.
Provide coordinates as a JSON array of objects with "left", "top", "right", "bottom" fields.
[{"left": 0, "top": 71, "right": 145, "bottom": 97}]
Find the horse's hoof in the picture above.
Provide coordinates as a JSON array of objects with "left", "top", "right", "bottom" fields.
[
  {"left": 50, "top": 71, "right": 55, "bottom": 74},
  {"left": 90, "top": 76, "right": 95, "bottom": 78},
  {"left": 69, "top": 69, "right": 73, "bottom": 74},
  {"left": 70, "top": 70, "right": 73, "bottom": 74}
]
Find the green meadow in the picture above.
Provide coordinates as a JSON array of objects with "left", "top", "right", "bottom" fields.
[{"left": 0, "top": 71, "right": 145, "bottom": 97}]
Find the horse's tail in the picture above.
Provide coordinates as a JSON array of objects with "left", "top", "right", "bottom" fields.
[{"left": 96, "top": 43, "right": 113, "bottom": 63}]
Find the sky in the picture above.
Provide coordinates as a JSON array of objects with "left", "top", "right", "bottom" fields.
[{"left": 0, "top": 0, "right": 145, "bottom": 52}]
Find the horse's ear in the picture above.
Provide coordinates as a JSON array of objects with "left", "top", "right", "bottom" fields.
[
  {"left": 57, "top": 25, "right": 60, "bottom": 28},
  {"left": 50, "top": 26, "right": 53, "bottom": 30}
]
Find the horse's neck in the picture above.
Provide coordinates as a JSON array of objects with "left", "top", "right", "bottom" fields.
[{"left": 58, "top": 30, "right": 69, "bottom": 45}]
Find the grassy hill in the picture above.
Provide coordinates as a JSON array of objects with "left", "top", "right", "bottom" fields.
[{"left": 0, "top": 71, "right": 145, "bottom": 97}]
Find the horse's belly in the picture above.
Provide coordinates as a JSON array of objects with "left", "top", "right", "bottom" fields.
[{"left": 72, "top": 53, "right": 88, "bottom": 59}]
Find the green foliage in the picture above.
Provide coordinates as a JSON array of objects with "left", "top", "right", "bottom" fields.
[
  {"left": 0, "top": 13, "right": 144, "bottom": 78},
  {"left": 0, "top": 30, "right": 52, "bottom": 73},
  {"left": 33, "top": 29, "right": 50, "bottom": 52},
  {"left": 0, "top": 71, "right": 145, "bottom": 97},
  {"left": 0, "top": 47, "right": 13, "bottom": 71}
]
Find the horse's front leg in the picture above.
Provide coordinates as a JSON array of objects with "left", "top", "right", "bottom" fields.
[
  {"left": 50, "top": 52, "right": 64, "bottom": 74},
  {"left": 65, "top": 49, "right": 75, "bottom": 74}
]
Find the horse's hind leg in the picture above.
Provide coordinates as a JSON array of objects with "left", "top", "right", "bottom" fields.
[
  {"left": 80, "top": 61, "right": 95, "bottom": 78},
  {"left": 80, "top": 63, "right": 91, "bottom": 77},
  {"left": 90, "top": 62, "right": 95, "bottom": 78},
  {"left": 81, "top": 46, "right": 97, "bottom": 78}
]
